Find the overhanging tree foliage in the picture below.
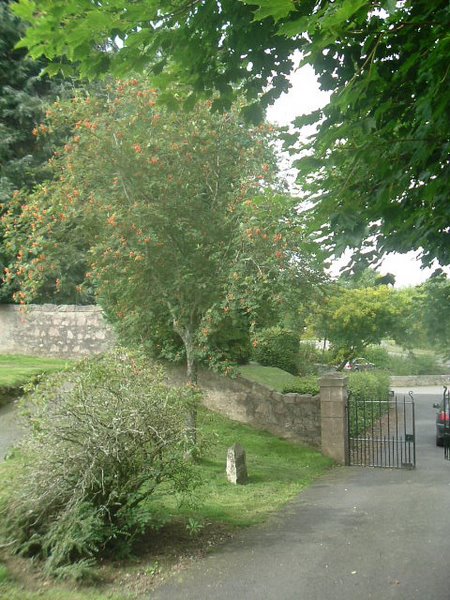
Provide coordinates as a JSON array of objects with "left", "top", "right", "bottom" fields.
[
  {"left": 416, "top": 275, "right": 450, "bottom": 356},
  {"left": 12, "top": 0, "right": 450, "bottom": 267}
]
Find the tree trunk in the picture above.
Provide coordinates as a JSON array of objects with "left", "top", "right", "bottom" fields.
[
  {"left": 185, "top": 340, "right": 198, "bottom": 386},
  {"left": 171, "top": 319, "right": 199, "bottom": 451},
  {"left": 184, "top": 338, "right": 198, "bottom": 447},
  {"left": 173, "top": 324, "right": 198, "bottom": 449},
  {"left": 337, "top": 351, "right": 355, "bottom": 372}
]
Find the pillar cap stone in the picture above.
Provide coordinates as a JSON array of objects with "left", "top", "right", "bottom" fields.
[{"left": 319, "top": 373, "right": 348, "bottom": 387}]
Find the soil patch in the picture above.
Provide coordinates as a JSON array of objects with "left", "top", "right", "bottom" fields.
[{"left": 0, "top": 521, "right": 235, "bottom": 598}]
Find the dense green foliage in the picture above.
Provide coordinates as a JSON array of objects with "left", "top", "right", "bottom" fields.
[
  {"left": 289, "top": 0, "right": 450, "bottom": 267},
  {"left": 272, "top": 369, "right": 390, "bottom": 403},
  {"left": 310, "top": 284, "right": 415, "bottom": 367},
  {"left": 0, "top": 350, "right": 200, "bottom": 579},
  {"left": 0, "top": 1, "right": 66, "bottom": 200},
  {"left": 347, "top": 370, "right": 391, "bottom": 437},
  {"left": 364, "top": 345, "right": 445, "bottom": 376},
  {"left": 297, "top": 342, "right": 323, "bottom": 376},
  {"left": 282, "top": 375, "right": 320, "bottom": 396},
  {"left": 348, "top": 371, "right": 390, "bottom": 405},
  {"left": 251, "top": 327, "right": 299, "bottom": 375},
  {"left": 12, "top": 0, "right": 450, "bottom": 266},
  {"left": 0, "top": 1, "right": 73, "bottom": 301},
  {"left": 416, "top": 275, "right": 450, "bottom": 357}
]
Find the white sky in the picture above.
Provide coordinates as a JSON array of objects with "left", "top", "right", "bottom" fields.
[{"left": 266, "top": 63, "right": 446, "bottom": 288}]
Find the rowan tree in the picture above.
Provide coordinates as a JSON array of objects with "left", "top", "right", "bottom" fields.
[{"left": 3, "top": 80, "right": 323, "bottom": 437}]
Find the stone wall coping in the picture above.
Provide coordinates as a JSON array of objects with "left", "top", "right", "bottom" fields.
[
  {"left": 0, "top": 304, "right": 104, "bottom": 313},
  {"left": 390, "top": 375, "right": 450, "bottom": 386},
  {"left": 233, "top": 374, "right": 319, "bottom": 402}
]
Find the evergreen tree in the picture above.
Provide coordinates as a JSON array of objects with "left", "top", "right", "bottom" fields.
[{"left": 0, "top": 0, "right": 71, "bottom": 300}]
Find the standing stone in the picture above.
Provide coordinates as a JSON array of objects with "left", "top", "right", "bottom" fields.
[{"left": 226, "top": 443, "right": 248, "bottom": 485}]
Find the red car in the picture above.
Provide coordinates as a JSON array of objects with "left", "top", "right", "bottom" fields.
[
  {"left": 343, "top": 358, "right": 375, "bottom": 372},
  {"left": 433, "top": 387, "right": 450, "bottom": 447}
]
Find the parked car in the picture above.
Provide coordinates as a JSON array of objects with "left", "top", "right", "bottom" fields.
[
  {"left": 433, "top": 386, "right": 449, "bottom": 447},
  {"left": 343, "top": 357, "right": 375, "bottom": 372}
]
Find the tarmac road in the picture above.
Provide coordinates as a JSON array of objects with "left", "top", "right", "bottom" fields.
[{"left": 151, "top": 386, "right": 450, "bottom": 600}]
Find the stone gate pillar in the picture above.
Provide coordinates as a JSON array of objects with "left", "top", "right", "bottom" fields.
[{"left": 320, "top": 374, "right": 349, "bottom": 465}]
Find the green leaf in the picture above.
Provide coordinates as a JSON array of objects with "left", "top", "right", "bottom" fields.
[
  {"left": 10, "top": 0, "right": 37, "bottom": 21},
  {"left": 240, "top": 102, "right": 265, "bottom": 124},
  {"left": 322, "top": 0, "right": 368, "bottom": 30},
  {"left": 294, "top": 156, "right": 323, "bottom": 173},
  {"left": 240, "top": 0, "right": 296, "bottom": 22},
  {"left": 293, "top": 110, "right": 322, "bottom": 129},
  {"left": 277, "top": 16, "right": 310, "bottom": 37}
]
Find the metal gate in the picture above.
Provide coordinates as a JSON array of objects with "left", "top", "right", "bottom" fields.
[{"left": 347, "top": 391, "right": 416, "bottom": 468}]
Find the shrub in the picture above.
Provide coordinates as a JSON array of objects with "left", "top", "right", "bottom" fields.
[
  {"left": 347, "top": 370, "right": 391, "bottom": 436},
  {"left": 282, "top": 376, "right": 320, "bottom": 395},
  {"left": 297, "top": 342, "right": 323, "bottom": 376},
  {"left": 364, "top": 346, "right": 444, "bottom": 375},
  {"left": 251, "top": 327, "right": 299, "bottom": 375},
  {"left": 387, "top": 353, "right": 444, "bottom": 375},
  {"left": 348, "top": 370, "right": 390, "bottom": 402},
  {"left": 0, "top": 563, "right": 9, "bottom": 583},
  {"left": 363, "top": 346, "right": 392, "bottom": 369},
  {"left": 0, "top": 349, "right": 200, "bottom": 579}
]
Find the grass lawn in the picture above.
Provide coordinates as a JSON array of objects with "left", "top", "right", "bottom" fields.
[
  {"left": 0, "top": 406, "right": 333, "bottom": 599},
  {"left": 0, "top": 355, "right": 71, "bottom": 388},
  {"left": 238, "top": 363, "right": 299, "bottom": 392}
]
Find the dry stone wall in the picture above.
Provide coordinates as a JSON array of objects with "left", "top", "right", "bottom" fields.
[
  {"left": 0, "top": 304, "right": 320, "bottom": 446},
  {"left": 390, "top": 375, "right": 450, "bottom": 387},
  {"left": 168, "top": 366, "right": 321, "bottom": 448},
  {"left": 0, "top": 304, "right": 115, "bottom": 358}
]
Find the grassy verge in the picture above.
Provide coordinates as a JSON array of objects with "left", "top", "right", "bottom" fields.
[
  {"left": 0, "top": 407, "right": 333, "bottom": 599},
  {"left": 238, "top": 363, "right": 299, "bottom": 392},
  {"left": 239, "top": 364, "right": 322, "bottom": 395},
  {"left": 155, "top": 408, "right": 333, "bottom": 526},
  {"left": 0, "top": 355, "right": 71, "bottom": 406}
]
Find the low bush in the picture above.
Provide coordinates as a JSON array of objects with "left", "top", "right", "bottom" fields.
[
  {"left": 251, "top": 327, "right": 299, "bottom": 375},
  {"left": 362, "top": 345, "right": 444, "bottom": 375},
  {"left": 387, "top": 353, "right": 444, "bottom": 375},
  {"left": 0, "top": 349, "right": 201, "bottom": 580},
  {"left": 282, "top": 376, "right": 320, "bottom": 395},
  {"left": 347, "top": 370, "right": 391, "bottom": 436},
  {"left": 281, "top": 370, "right": 391, "bottom": 401},
  {"left": 0, "top": 563, "right": 9, "bottom": 583},
  {"left": 347, "top": 370, "right": 390, "bottom": 403},
  {"left": 363, "top": 346, "right": 392, "bottom": 369}
]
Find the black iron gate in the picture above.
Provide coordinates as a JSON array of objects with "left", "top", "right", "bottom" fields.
[{"left": 347, "top": 391, "right": 416, "bottom": 468}]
